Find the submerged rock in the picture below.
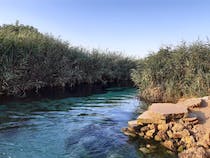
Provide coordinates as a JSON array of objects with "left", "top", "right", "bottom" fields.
[
  {"left": 139, "top": 147, "right": 154, "bottom": 154},
  {"left": 121, "top": 128, "right": 137, "bottom": 137}
]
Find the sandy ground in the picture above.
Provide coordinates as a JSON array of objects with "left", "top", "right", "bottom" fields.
[{"left": 190, "top": 100, "right": 210, "bottom": 129}]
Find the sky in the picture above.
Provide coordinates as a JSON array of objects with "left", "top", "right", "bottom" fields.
[{"left": 0, "top": 0, "right": 210, "bottom": 58}]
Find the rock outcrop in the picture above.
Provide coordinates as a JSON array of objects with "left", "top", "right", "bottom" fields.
[{"left": 122, "top": 96, "right": 210, "bottom": 158}]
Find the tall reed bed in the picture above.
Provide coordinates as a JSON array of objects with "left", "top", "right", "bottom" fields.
[
  {"left": 0, "top": 23, "right": 136, "bottom": 97},
  {"left": 131, "top": 41, "right": 210, "bottom": 102}
]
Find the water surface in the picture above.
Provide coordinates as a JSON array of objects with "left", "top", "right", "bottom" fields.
[{"left": 0, "top": 87, "right": 174, "bottom": 158}]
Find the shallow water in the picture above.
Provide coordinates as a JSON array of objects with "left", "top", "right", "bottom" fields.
[{"left": 0, "top": 87, "right": 175, "bottom": 158}]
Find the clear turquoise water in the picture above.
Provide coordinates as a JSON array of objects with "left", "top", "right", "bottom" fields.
[{"left": 0, "top": 87, "right": 175, "bottom": 158}]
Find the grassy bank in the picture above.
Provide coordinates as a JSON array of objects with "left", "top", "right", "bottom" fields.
[
  {"left": 0, "top": 23, "right": 136, "bottom": 98},
  {"left": 131, "top": 41, "right": 210, "bottom": 102}
]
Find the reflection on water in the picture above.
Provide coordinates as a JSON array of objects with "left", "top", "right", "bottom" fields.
[{"left": 0, "top": 87, "right": 175, "bottom": 158}]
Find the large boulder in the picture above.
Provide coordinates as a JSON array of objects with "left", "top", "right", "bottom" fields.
[{"left": 149, "top": 103, "right": 188, "bottom": 121}]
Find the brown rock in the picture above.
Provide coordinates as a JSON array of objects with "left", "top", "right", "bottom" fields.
[
  {"left": 162, "top": 140, "right": 175, "bottom": 151},
  {"left": 121, "top": 128, "right": 137, "bottom": 137},
  {"left": 180, "top": 98, "right": 202, "bottom": 109},
  {"left": 172, "top": 123, "right": 184, "bottom": 132},
  {"left": 149, "top": 103, "right": 188, "bottom": 120},
  {"left": 157, "top": 123, "right": 168, "bottom": 131},
  {"left": 182, "top": 117, "right": 197, "bottom": 122},
  {"left": 138, "top": 132, "right": 144, "bottom": 137},
  {"left": 154, "top": 135, "right": 161, "bottom": 141},
  {"left": 137, "top": 111, "right": 166, "bottom": 124},
  {"left": 145, "top": 129, "right": 155, "bottom": 138},
  {"left": 181, "top": 129, "right": 191, "bottom": 137},
  {"left": 140, "top": 125, "right": 150, "bottom": 132},
  {"left": 127, "top": 127, "right": 135, "bottom": 132},
  {"left": 181, "top": 136, "right": 195, "bottom": 149},
  {"left": 156, "top": 130, "right": 168, "bottom": 141},
  {"left": 144, "top": 135, "right": 152, "bottom": 139},
  {"left": 167, "top": 130, "right": 173, "bottom": 138},
  {"left": 128, "top": 120, "right": 139, "bottom": 128},
  {"left": 148, "top": 124, "right": 156, "bottom": 130},
  {"left": 172, "top": 132, "right": 183, "bottom": 139}
]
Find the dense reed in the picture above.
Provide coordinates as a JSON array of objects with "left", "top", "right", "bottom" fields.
[
  {"left": 0, "top": 23, "right": 136, "bottom": 97},
  {"left": 131, "top": 41, "right": 210, "bottom": 102}
]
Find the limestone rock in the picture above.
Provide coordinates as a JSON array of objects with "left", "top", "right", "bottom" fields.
[
  {"left": 181, "top": 129, "right": 191, "bottom": 137},
  {"left": 172, "top": 132, "right": 183, "bottom": 139},
  {"left": 156, "top": 130, "right": 168, "bottom": 141},
  {"left": 137, "top": 111, "right": 166, "bottom": 124},
  {"left": 183, "top": 114, "right": 199, "bottom": 125},
  {"left": 154, "top": 135, "right": 161, "bottom": 141},
  {"left": 167, "top": 130, "right": 173, "bottom": 138},
  {"left": 179, "top": 98, "right": 202, "bottom": 108},
  {"left": 121, "top": 128, "right": 137, "bottom": 137},
  {"left": 138, "top": 132, "right": 144, "bottom": 137},
  {"left": 149, "top": 103, "right": 188, "bottom": 120},
  {"left": 157, "top": 123, "right": 168, "bottom": 131},
  {"left": 172, "top": 123, "right": 184, "bottom": 132},
  {"left": 145, "top": 129, "right": 155, "bottom": 138},
  {"left": 181, "top": 136, "right": 195, "bottom": 149},
  {"left": 128, "top": 120, "right": 138, "bottom": 128},
  {"left": 182, "top": 117, "right": 197, "bottom": 122},
  {"left": 162, "top": 140, "right": 175, "bottom": 151},
  {"left": 140, "top": 125, "right": 150, "bottom": 132},
  {"left": 148, "top": 124, "right": 156, "bottom": 130}
]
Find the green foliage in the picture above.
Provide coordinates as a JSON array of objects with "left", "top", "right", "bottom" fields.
[
  {"left": 131, "top": 41, "right": 210, "bottom": 102},
  {"left": 0, "top": 23, "right": 136, "bottom": 97}
]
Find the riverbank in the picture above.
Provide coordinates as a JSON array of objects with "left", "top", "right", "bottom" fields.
[{"left": 122, "top": 96, "right": 210, "bottom": 157}]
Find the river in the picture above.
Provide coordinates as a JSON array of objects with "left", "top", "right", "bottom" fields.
[{"left": 0, "top": 87, "right": 174, "bottom": 158}]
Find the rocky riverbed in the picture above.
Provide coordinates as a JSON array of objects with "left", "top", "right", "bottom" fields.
[{"left": 122, "top": 96, "right": 210, "bottom": 158}]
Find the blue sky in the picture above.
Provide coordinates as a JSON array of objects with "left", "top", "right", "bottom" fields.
[{"left": 0, "top": 0, "right": 210, "bottom": 58}]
